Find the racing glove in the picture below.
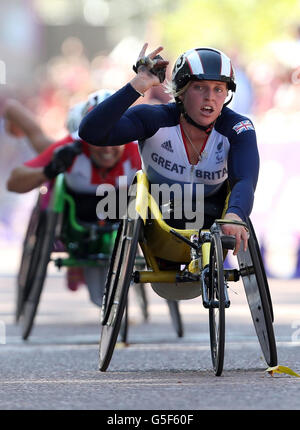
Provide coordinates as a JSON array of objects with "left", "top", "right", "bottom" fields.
[
  {"left": 43, "top": 140, "right": 82, "bottom": 179},
  {"left": 133, "top": 54, "right": 167, "bottom": 83}
]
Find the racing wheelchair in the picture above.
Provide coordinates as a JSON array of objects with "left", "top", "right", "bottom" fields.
[
  {"left": 16, "top": 173, "right": 118, "bottom": 340},
  {"left": 99, "top": 170, "right": 277, "bottom": 376},
  {"left": 16, "top": 173, "right": 183, "bottom": 341}
]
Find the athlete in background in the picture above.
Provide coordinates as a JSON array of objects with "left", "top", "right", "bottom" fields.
[{"left": 6, "top": 90, "right": 141, "bottom": 305}]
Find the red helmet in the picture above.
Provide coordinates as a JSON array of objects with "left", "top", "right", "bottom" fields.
[{"left": 172, "top": 47, "right": 236, "bottom": 93}]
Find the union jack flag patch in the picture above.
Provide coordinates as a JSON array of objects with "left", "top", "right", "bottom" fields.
[{"left": 233, "top": 120, "right": 255, "bottom": 134}]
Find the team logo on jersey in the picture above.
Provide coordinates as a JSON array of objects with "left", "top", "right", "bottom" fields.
[
  {"left": 216, "top": 153, "right": 223, "bottom": 163},
  {"left": 161, "top": 140, "right": 174, "bottom": 152},
  {"left": 233, "top": 120, "right": 254, "bottom": 135},
  {"left": 215, "top": 142, "right": 224, "bottom": 164}
]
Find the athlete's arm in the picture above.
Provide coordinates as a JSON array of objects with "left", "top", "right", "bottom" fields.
[
  {"left": 3, "top": 99, "right": 53, "bottom": 153},
  {"left": 6, "top": 165, "right": 47, "bottom": 193},
  {"left": 226, "top": 128, "right": 259, "bottom": 220},
  {"left": 79, "top": 43, "right": 168, "bottom": 146},
  {"left": 6, "top": 137, "right": 74, "bottom": 193},
  {"left": 222, "top": 125, "right": 259, "bottom": 255}
]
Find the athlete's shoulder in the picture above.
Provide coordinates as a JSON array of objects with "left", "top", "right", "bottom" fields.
[{"left": 215, "top": 107, "right": 255, "bottom": 138}]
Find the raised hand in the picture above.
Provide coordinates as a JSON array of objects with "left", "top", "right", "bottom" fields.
[{"left": 130, "top": 43, "right": 169, "bottom": 95}]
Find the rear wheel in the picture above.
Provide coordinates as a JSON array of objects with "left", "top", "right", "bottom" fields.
[
  {"left": 16, "top": 198, "right": 42, "bottom": 322},
  {"left": 247, "top": 217, "right": 274, "bottom": 322},
  {"left": 21, "top": 210, "right": 58, "bottom": 340},
  {"left": 99, "top": 215, "right": 142, "bottom": 371},
  {"left": 166, "top": 300, "right": 183, "bottom": 338},
  {"left": 133, "top": 283, "right": 149, "bottom": 322},
  {"left": 208, "top": 232, "right": 226, "bottom": 376},
  {"left": 237, "top": 219, "right": 277, "bottom": 367}
]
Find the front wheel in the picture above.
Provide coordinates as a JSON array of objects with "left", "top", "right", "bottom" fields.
[
  {"left": 208, "top": 232, "right": 226, "bottom": 376},
  {"left": 99, "top": 216, "right": 142, "bottom": 371}
]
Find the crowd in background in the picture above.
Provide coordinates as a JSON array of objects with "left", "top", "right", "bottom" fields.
[{"left": 1, "top": 27, "right": 300, "bottom": 278}]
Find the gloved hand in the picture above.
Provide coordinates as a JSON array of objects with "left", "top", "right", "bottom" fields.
[
  {"left": 43, "top": 140, "right": 82, "bottom": 179},
  {"left": 133, "top": 54, "right": 167, "bottom": 83}
]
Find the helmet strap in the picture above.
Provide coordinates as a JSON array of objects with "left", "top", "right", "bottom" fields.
[
  {"left": 183, "top": 112, "right": 215, "bottom": 134},
  {"left": 223, "top": 93, "right": 233, "bottom": 107},
  {"left": 176, "top": 97, "right": 214, "bottom": 134}
]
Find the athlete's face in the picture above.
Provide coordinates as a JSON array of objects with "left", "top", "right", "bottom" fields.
[
  {"left": 180, "top": 80, "right": 228, "bottom": 126},
  {"left": 88, "top": 145, "right": 124, "bottom": 168}
]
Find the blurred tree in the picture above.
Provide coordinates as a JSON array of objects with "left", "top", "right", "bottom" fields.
[{"left": 156, "top": 0, "right": 300, "bottom": 61}]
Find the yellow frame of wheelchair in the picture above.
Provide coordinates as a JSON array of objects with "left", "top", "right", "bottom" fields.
[{"left": 133, "top": 170, "right": 211, "bottom": 299}]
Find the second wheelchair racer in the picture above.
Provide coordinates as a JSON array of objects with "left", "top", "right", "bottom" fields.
[
  {"left": 6, "top": 90, "right": 141, "bottom": 306},
  {"left": 79, "top": 43, "right": 259, "bottom": 256}
]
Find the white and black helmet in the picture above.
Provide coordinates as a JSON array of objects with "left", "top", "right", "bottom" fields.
[
  {"left": 172, "top": 47, "right": 236, "bottom": 93},
  {"left": 65, "top": 101, "right": 87, "bottom": 133},
  {"left": 83, "top": 89, "right": 115, "bottom": 115},
  {"left": 66, "top": 89, "right": 115, "bottom": 133}
]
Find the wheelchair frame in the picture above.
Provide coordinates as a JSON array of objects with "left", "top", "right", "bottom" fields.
[{"left": 99, "top": 170, "right": 277, "bottom": 376}]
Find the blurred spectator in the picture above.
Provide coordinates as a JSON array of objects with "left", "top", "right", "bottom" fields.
[{"left": 227, "top": 50, "right": 254, "bottom": 115}]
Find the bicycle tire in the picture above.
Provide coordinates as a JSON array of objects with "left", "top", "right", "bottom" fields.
[
  {"left": 21, "top": 210, "right": 58, "bottom": 340},
  {"left": 99, "top": 216, "right": 142, "bottom": 371},
  {"left": 208, "top": 232, "right": 226, "bottom": 376}
]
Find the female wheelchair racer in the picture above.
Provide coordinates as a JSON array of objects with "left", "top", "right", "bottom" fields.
[{"left": 78, "top": 44, "right": 277, "bottom": 375}]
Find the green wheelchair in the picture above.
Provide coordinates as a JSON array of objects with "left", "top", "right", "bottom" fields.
[
  {"left": 99, "top": 170, "right": 277, "bottom": 376},
  {"left": 16, "top": 173, "right": 119, "bottom": 340},
  {"left": 16, "top": 173, "right": 183, "bottom": 341}
]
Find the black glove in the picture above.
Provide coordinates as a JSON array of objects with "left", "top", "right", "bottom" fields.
[
  {"left": 43, "top": 140, "right": 82, "bottom": 179},
  {"left": 133, "top": 55, "right": 167, "bottom": 83}
]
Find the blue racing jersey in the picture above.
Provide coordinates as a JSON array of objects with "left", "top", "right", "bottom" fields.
[{"left": 79, "top": 83, "right": 259, "bottom": 221}]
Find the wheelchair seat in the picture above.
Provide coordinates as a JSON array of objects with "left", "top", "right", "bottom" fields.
[{"left": 134, "top": 171, "right": 203, "bottom": 299}]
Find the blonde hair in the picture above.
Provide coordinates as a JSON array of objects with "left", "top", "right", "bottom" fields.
[{"left": 163, "top": 80, "right": 191, "bottom": 101}]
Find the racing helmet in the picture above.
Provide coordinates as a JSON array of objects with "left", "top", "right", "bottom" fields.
[
  {"left": 172, "top": 47, "right": 236, "bottom": 93},
  {"left": 65, "top": 89, "right": 115, "bottom": 133},
  {"left": 82, "top": 89, "right": 115, "bottom": 115},
  {"left": 65, "top": 101, "right": 86, "bottom": 133}
]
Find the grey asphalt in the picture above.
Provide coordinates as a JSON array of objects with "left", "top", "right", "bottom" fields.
[{"left": 0, "top": 274, "right": 300, "bottom": 412}]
